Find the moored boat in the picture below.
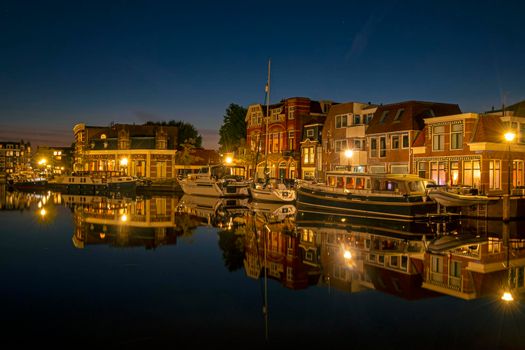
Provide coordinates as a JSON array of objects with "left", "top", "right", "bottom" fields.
[
  {"left": 296, "top": 171, "right": 436, "bottom": 224},
  {"left": 48, "top": 171, "right": 137, "bottom": 194},
  {"left": 249, "top": 179, "right": 296, "bottom": 203},
  {"left": 179, "top": 164, "right": 250, "bottom": 197},
  {"left": 427, "top": 186, "right": 500, "bottom": 207}
]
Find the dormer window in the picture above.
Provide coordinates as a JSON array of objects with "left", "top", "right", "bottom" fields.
[
  {"left": 379, "top": 111, "right": 389, "bottom": 123},
  {"left": 306, "top": 129, "right": 314, "bottom": 138},
  {"left": 394, "top": 109, "right": 405, "bottom": 121}
]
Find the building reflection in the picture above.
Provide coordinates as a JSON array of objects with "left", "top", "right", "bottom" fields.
[
  {"left": 295, "top": 211, "right": 438, "bottom": 299},
  {"left": 0, "top": 186, "right": 47, "bottom": 211},
  {"left": 68, "top": 193, "right": 182, "bottom": 249},
  {"left": 243, "top": 206, "right": 319, "bottom": 290},
  {"left": 6, "top": 187, "right": 524, "bottom": 302}
]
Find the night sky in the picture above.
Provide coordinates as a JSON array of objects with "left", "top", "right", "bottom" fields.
[{"left": 1, "top": 0, "right": 524, "bottom": 149}]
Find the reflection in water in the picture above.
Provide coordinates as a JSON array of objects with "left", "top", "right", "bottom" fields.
[{"left": 6, "top": 188, "right": 525, "bottom": 302}]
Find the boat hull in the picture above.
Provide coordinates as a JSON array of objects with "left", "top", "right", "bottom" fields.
[
  {"left": 296, "top": 185, "right": 436, "bottom": 223},
  {"left": 428, "top": 189, "right": 499, "bottom": 207},
  {"left": 180, "top": 179, "right": 249, "bottom": 197},
  {"left": 249, "top": 186, "right": 296, "bottom": 202}
]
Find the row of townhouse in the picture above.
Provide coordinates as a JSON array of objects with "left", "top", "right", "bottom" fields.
[
  {"left": 73, "top": 123, "right": 220, "bottom": 179},
  {"left": 244, "top": 98, "right": 525, "bottom": 194},
  {"left": 0, "top": 140, "right": 32, "bottom": 175}
]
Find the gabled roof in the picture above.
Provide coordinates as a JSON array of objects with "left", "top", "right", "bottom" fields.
[
  {"left": 470, "top": 115, "right": 506, "bottom": 143},
  {"left": 412, "top": 129, "right": 426, "bottom": 147},
  {"left": 366, "top": 101, "right": 461, "bottom": 135}
]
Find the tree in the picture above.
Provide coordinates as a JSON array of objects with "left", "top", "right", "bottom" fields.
[
  {"left": 144, "top": 120, "right": 202, "bottom": 147},
  {"left": 176, "top": 138, "right": 204, "bottom": 165},
  {"left": 219, "top": 103, "right": 247, "bottom": 152}
]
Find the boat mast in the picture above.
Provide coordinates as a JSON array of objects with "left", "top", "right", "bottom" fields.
[{"left": 264, "top": 58, "right": 271, "bottom": 180}]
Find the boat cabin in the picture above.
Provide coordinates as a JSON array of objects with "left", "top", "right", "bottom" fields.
[{"left": 325, "top": 171, "right": 430, "bottom": 195}]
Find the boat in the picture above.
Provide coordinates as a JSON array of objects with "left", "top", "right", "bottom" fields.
[
  {"left": 249, "top": 200, "right": 296, "bottom": 223},
  {"left": 249, "top": 179, "right": 296, "bottom": 203},
  {"left": 296, "top": 171, "right": 436, "bottom": 224},
  {"left": 427, "top": 186, "right": 500, "bottom": 207},
  {"left": 11, "top": 177, "right": 48, "bottom": 192},
  {"left": 178, "top": 164, "right": 250, "bottom": 197},
  {"left": 48, "top": 171, "right": 137, "bottom": 195},
  {"left": 248, "top": 59, "right": 296, "bottom": 203},
  {"left": 176, "top": 194, "right": 250, "bottom": 227}
]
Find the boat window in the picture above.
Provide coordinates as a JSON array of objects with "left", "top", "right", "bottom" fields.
[
  {"left": 345, "top": 177, "right": 355, "bottom": 189},
  {"left": 336, "top": 177, "right": 344, "bottom": 188},
  {"left": 355, "top": 177, "right": 365, "bottom": 189},
  {"left": 385, "top": 181, "right": 398, "bottom": 192},
  {"left": 328, "top": 176, "right": 336, "bottom": 187},
  {"left": 408, "top": 181, "right": 424, "bottom": 192}
]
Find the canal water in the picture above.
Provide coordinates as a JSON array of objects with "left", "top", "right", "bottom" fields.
[{"left": 1, "top": 188, "right": 524, "bottom": 348}]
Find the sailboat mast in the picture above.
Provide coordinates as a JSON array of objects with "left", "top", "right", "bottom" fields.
[{"left": 264, "top": 59, "right": 271, "bottom": 177}]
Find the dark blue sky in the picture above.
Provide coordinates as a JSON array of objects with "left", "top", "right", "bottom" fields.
[{"left": 1, "top": 0, "right": 524, "bottom": 149}]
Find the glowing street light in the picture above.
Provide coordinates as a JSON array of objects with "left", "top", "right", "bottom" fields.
[
  {"left": 504, "top": 131, "right": 516, "bottom": 143},
  {"left": 343, "top": 249, "right": 352, "bottom": 260},
  {"left": 224, "top": 155, "right": 233, "bottom": 164},
  {"left": 38, "top": 159, "right": 47, "bottom": 166},
  {"left": 120, "top": 157, "right": 128, "bottom": 166},
  {"left": 501, "top": 290, "right": 514, "bottom": 302},
  {"left": 344, "top": 149, "right": 353, "bottom": 171}
]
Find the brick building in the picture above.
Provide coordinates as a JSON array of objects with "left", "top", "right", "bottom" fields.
[{"left": 73, "top": 123, "right": 178, "bottom": 179}]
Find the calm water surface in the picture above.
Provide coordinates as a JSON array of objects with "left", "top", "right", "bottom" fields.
[{"left": 1, "top": 189, "right": 524, "bottom": 348}]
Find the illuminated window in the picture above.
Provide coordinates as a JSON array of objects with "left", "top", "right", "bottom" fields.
[
  {"left": 513, "top": 160, "right": 524, "bottom": 187},
  {"left": 489, "top": 160, "right": 501, "bottom": 189},
  {"left": 431, "top": 161, "right": 446, "bottom": 185},
  {"left": 463, "top": 160, "right": 481, "bottom": 187},
  {"left": 450, "top": 161, "right": 459, "bottom": 185}
]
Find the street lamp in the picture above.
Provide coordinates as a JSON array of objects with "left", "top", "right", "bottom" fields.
[
  {"left": 344, "top": 149, "right": 353, "bottom": 171},
  {"left": 119, "top": 157, "right": 128, "bottom": 175}
]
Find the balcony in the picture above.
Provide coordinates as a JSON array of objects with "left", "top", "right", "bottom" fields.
[{"left": 345, "top": 125, "right": 366, "bottom": 138}]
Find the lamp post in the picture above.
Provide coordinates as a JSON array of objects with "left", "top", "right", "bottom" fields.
[
  {"left": 503, "top": 132, "right": 515, "bottom": 222},
  {"left": 501, "top": 131, "right": 515, "bottom": 303},
  {"left": 344, "top": 149, "right": 353, "bottom": 171}
]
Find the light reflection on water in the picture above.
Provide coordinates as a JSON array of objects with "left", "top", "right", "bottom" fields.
[{"left": 1, "top": 188, "right": 525, "bottom": 348}]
